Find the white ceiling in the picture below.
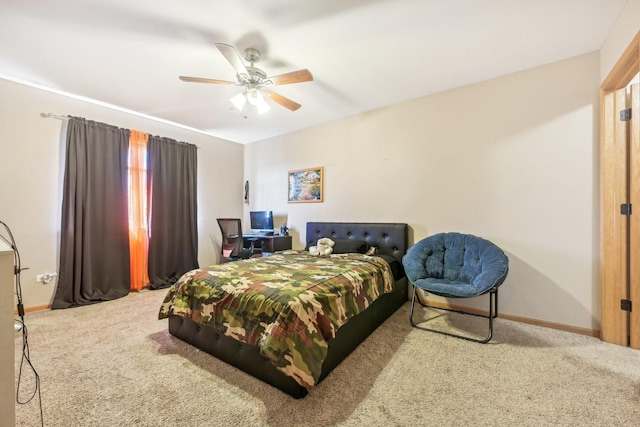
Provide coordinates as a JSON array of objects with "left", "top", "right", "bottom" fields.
[{"left": 0, "top": 0, "right": 627, "bottom": 144}]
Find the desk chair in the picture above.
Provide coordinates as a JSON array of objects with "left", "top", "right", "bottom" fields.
[{"left": 216, "top": 218, "right": 261, "bottom": 262}]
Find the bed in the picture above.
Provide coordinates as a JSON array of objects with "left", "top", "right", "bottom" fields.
[{"left": 160, "top": 222, "right": 408, "bottom": 398}]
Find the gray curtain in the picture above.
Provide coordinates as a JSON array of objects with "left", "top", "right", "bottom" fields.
[
  {"left": 53, "top": 117, "right": 131, "bottom": 308},
  {"left": 147, "top": 136, "right": 198, "bottom": 289}
]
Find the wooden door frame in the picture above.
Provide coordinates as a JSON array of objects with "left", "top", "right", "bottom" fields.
[
  {"left": 600, "top": 30, "right": 640, "bottom": 346},
  {"left": 631, "top": 84, "right": 640, "bottom": 348},
  {"left": 601, "top": 31, "right": 640, "bottom": 92}
]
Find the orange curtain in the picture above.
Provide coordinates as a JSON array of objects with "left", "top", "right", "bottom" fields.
[{"left": 128, "top": 130, "right": 150, "bottom": 291}]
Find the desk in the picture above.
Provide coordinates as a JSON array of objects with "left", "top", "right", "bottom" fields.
[{"left": 243, "top": 234, "right": 292, "bottom": 253}]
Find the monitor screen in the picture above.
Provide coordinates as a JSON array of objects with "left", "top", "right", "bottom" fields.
[{"left": 249, "top": 211, "right": 274, "bottom": 232}]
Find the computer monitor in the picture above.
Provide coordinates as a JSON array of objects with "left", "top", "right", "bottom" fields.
[{"left": 249, "top": 211, "right": 274, "bottom": 234}]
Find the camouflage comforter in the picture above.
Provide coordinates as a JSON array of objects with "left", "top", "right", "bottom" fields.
[{"left": 158, "top": 250, "right": 394, "bottom": 390}]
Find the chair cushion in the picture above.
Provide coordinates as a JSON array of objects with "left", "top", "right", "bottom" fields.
[
  {"left": 412, "top": 278, "right": 479, "bottom": 298},
  {"left": 403, "top": 232, "right": 509, "bottom": 297}
]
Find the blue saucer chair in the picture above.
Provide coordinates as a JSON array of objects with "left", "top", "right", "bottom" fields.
[{"left": 402, "top": 232, "right": 509, "bottom": 343}]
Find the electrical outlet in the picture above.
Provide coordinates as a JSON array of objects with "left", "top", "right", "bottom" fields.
[{"left": 36, "top": 273, "right": 57, "bottom": 284}]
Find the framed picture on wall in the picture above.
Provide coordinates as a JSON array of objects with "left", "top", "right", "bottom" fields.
[{"left": 288, "top": 167, "right": 324, "bottom": 203}]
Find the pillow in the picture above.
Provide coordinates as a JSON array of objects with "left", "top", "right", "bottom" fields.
[{"left": 331, "top": 238, "right": 370, "bottom": 254}]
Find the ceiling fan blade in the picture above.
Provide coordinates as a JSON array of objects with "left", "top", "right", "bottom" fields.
[
  {"left": 215, "top": 43, "right": 248, "bottom": 76},
  {"left": 268, "top": 69, "right": 313, "bottom": 86},
  {"left": 263, "top": 89, "right": 302, "bottom": 111},
  {"left": 179, "top": 76, "right": 236, "bottom": 85}
]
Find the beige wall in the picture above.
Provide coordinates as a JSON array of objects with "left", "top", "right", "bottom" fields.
[
  {"left": 245, "top": 52, "right": 601, "bottom": 330},
  {"left": 600, "top": 0, "right": 640, "bottom": 82},
  {"left": 0, "top": 78, "right": 244, "bottom": 309},
  {"left": 5, "top": 4, "right": 637, "bottom": 327}
]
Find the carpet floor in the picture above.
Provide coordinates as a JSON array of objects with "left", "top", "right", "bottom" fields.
[{"left": 14, "top": 289, "right": 640, "bottom": 426}]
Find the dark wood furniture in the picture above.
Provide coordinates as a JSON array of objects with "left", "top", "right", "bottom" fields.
[{"left": 243, "top": 234, "right": 292, "bottom": 253}]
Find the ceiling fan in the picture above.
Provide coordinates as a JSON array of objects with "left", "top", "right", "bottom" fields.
[{"left": 179, "top": 43, "right": 313, "bottom": 113}]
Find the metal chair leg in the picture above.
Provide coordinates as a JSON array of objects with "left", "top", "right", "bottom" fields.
[{"left": 409, "top": 285, "right": 498, "bottom": 344}]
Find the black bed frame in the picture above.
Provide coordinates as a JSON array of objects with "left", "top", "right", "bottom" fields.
[{"left": 168, "top": 222, "right": 409, "bottom": 398}]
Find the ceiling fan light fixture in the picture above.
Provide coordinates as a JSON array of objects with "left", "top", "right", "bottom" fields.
[
  {"left": 246, "top": 88, "right": 262, "bottom": 106},
  {"left": 256, "top": 99, "right": 271, "bottom": 114},
  {"left": 182, "top": 43, "right": 312, "bottom": 113},
  {"left": 230, "top": 92, "right": 247, "bottom": 111},
  {"left": 256, "top": 97, "right": 271, "bottom": 115},
  {"left": 240, "top": 87, "right": 271, "bottom": 114}
]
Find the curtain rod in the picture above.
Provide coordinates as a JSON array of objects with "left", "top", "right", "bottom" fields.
[
  {"left": 41, "top": 113, "right": 69, "bottom": 120},
  {"left": 40, "top": 113, "right": 200, "bottom": 148}
]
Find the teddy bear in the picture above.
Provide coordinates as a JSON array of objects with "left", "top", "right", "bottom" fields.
[{"left": 309, "top": 237, "right": 335, "bottom": 256}]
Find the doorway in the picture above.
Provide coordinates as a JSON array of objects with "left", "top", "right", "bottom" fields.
[{"left": 600, "top": 31, "right": 640, "bottom": 349}]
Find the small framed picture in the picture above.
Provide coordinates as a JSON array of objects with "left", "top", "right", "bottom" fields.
[{"left": 288, "top": 167, "right": 323, "bottom": 203}]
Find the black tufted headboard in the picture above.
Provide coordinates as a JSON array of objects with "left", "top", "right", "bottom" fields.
[{"left": 305, "top": 222, "right": 408, "bottom": 263}]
